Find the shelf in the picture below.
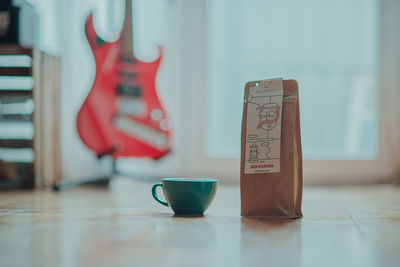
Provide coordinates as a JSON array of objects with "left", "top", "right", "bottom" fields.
[{"left": 0, "top": 45, "right": 60, "bottom": 189}]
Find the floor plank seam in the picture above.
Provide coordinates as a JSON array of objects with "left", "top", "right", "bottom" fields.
[{"left": 346, "top": 210, "right": 365, "bottom": 239}]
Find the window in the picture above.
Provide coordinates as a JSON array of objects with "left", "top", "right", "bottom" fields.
[
  {"left": 179, "top": 0, "right": 400, "bottom": 183},
  {"left": 205, "top": 0, "right": 379, "bottom": 160}
]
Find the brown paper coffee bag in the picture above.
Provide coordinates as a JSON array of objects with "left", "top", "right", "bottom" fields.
[{"left": 240, "top": 78, "right": 302, "bottom": 218}]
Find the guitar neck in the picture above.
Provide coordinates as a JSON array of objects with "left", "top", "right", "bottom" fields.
[{"left": 121, "top": 0, "right": 133, "bottom": 55}]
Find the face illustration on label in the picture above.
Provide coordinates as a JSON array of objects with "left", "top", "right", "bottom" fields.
[{"left": 256, "top": 103, "right": 280, "bottom": 131}]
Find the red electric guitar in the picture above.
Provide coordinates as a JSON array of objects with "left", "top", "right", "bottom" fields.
[{"left": 77, "top": 0, "right": 172, "bottom": 160}]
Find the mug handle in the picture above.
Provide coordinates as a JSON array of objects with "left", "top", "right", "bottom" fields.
[{"left": 152, "top": 183, "right": 169, "bottom": 206}]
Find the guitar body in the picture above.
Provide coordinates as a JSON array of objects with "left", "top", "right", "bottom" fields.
[{"left": 77, "top": 14, "right": 171, "bottom": 160}]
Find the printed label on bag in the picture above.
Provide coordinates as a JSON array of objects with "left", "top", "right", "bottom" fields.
[{"left": 244, "top": 78, "right": 283, "bottom": 174}]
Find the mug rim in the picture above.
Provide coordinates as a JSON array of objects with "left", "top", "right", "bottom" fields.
[{"left": 162, "top": 177, "right": 218, "bottom": 182}]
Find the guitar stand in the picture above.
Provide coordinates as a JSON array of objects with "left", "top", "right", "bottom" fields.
[
  {"left": 53, "top": 151, "right": 117, "bottom": 191},
  {"left": 53, "top": 147, "right": 168, "bottom": 191},
  {"left": 53, "top": 174, "right": 111, "bottom": 191}
]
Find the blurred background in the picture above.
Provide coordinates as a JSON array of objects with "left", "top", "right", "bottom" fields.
[{"left": 1, "top": 0, "right": 399, "bottom": 187}]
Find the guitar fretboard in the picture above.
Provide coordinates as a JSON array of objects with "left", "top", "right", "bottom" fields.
[{"left": 121, "top": 0, "right": 134, "bottom": 55}]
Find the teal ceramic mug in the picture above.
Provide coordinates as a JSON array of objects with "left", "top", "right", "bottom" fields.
[{"left": 152, "top": 178, "right": 218, "bottom": 215}]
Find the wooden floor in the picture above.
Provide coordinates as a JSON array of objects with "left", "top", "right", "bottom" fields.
[{"left": 1, "top": 177, "right": 400, "bottom": 267}]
